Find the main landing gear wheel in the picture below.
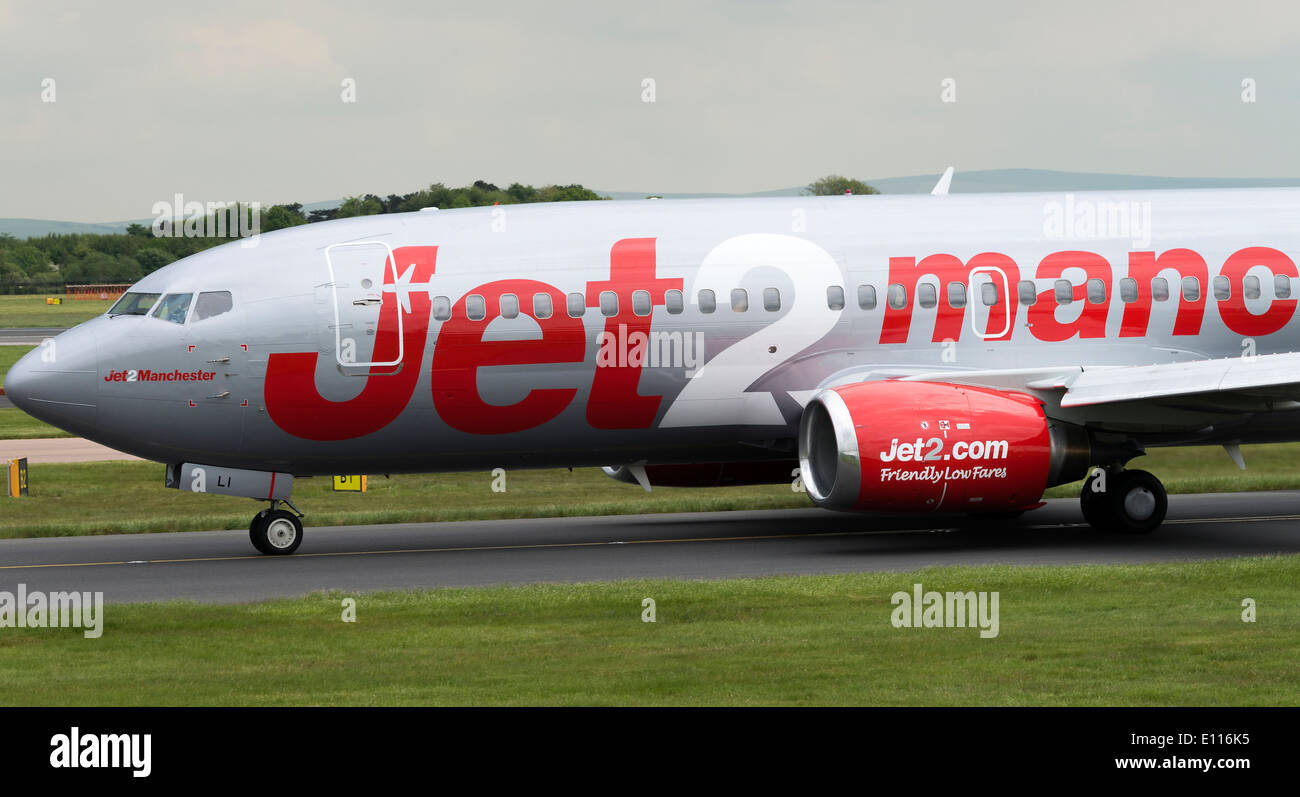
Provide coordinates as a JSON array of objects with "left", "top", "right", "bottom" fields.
[
  {"left": 1080, "top": 468, "right": 1167, "bottom": 534},
  {"left": 250, "top": 509, "right": 304, "bottom": 555}
]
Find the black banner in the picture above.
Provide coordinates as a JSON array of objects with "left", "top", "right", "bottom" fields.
[{"left": 0, "top": 707, "right": 1288, "bottom": 784}]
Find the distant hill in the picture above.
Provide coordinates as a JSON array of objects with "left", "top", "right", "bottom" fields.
[
  {"left": 865, "top": 168, "right": 1300, "bottom": 195},
  {"left": 600, "top": 168, "right": 1300, "bottom": 200},
  {"left": 0, "top": 218, "right": 134, "bottom": 238},
  {"left": 0, "top": 198, "right": 346, "bottom": 239},
  {"left": 8, "top": 169, "right": 1300, "bottom": 238}
]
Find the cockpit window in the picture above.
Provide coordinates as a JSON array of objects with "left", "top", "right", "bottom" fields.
[
  {"left": 151, "top": 293, "right": 193, "bottom": 324},
  {"left": 193, "top": 291, "right": 233, "bottom": 321},
  {"left": 108, "top": 292, "right": 160, "bottom": 317}
]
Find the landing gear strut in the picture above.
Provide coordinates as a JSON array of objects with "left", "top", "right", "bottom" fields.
[
  {"left": 250, "top": 499, "right": 305, "bottom": 555},
  {"left": 1080, "top": 467, "right": 1167, "bottom": 534}
]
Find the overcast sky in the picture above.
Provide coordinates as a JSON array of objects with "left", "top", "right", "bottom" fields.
[{"left": 3, "top": 0, "right": 1300, "bottom": 221}]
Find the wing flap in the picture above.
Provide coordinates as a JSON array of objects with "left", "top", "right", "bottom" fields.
[
  {"left": 1057, "top": 352, "right": 1300, "bottom": 408},
  {"left": 902, "top": 351, "right": 1300, "bottom": 412}
]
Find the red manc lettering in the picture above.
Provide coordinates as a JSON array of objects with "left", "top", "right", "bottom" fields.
[
  {"left": 1027, "top": 250, "right": 1111, "bottom": 342},
  {"left": 880, "top": 252, "right": 1020, "bottom": 344},
  {"left": 1120, "top": 249, "right": 1207, "bottom": 337},
  {"left": 1217, "top": 246, "right": 1298, "bottom": 336}
]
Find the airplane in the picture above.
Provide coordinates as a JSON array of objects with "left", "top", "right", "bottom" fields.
[{"left": 9, "top": 170, "right": 1300, "bottom": 555}]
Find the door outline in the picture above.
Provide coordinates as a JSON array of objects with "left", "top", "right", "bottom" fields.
[
  {"left": 325, "top": 241, "right": 402, "bottom": 368},
  {"left": 968, "top": 265, "right": 1011, "bottom": 339}
]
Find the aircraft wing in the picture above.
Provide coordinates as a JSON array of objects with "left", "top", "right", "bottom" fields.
[{"left": 901, "top": 351, "right": 1300, "bottom": 416}]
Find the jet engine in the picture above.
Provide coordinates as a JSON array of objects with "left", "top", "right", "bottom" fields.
[{"left": 797, "top": 381, "right": 1090, "bottom": 513}]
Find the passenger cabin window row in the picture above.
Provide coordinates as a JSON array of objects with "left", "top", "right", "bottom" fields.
[
  {"left": 432, "top": 287, "right": 787, "bottom": 320},
  {"left": 425, "top": 274, "right": 1295, "bottom": 322}
]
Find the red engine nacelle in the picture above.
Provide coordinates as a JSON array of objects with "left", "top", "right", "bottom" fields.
[{"left": 797, "top": 381, "right": 1089, "bottom": 513}]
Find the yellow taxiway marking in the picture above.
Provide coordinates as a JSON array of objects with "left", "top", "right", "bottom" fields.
[{"left": 0, "top": 513, "right": 1297, "bottom": 572}]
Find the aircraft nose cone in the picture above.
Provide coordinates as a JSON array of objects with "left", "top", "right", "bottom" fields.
[
  {"left": 4, "top": 328, "right": 99, "bottom": 435},
  {"left": 3, "top": 349, "right": 35, "bottom": 408}
]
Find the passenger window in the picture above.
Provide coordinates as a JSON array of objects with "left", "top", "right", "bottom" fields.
[
  {"left": 858, "top": 284, "right": 877, "bottom": 310},
  {"left": 698, "top": 289, "right": 716, "bottom": 313},
  {"left": 109, "top": 292, "right": 160, "bottom": 317},
  {"left": 500, "top": 293, "right": 520, "bottom": 319},
  {"left": 1119, "top": 278, "right": 1137, "bottom": 303},
  {"left": 1213, "top": 276, "right": 1230, "bottom": 301},
  {"left": 1181, "top": 277, "right": 1199, "bottom": 302},
  {"left": 982, "top": 282, "right": 999, "bottom": 306},
  {"left": 466, "top": 294, "right": 486, "bottom": 321},
  {"left": 1018, "top": 281, "right": 1038, "bottom": 305},
  {"left": 151, "top": 293, "right": 193, "bottom": 324},
  {"left": 762, "top": 287, "right": 781, "bottom": 312},
  {"left": 600, "top": 291, "right": 619, "bottom": 317},
  {"left": 632, "top": 290, "right": 652, "bottom": 316},
  {"left": 567, "top": 292, "right": 585, "bottom": 318},
  {"left": 665, "top": 289, "right": 684, "bottom": 314},
  {"left": 1245, "top": 275, "right": 1261, "bottom": 300},
  {"left": 731, "top": 288, "right": 748, "bottom": 312},
  {"left": 532, "top": 293, "right": 553, "bottom": 319},
  {"left": 1086, "top": 278, "right": 1106, "bottom": 304},
  {"left": 432, "top": 296, "right": 452, "bottom": 321},
  {"left": 918, "top": 284, "right": 937, "bottom": 309},
  {"left": 886, "top": 284, "right": 906, "bottom": 310},
  {"left": 947, "top": 282, "right": 966, "bottom": 308},
  {"left": 1276, "top": 274, "right": 1291, "bottom": 299},
  {"left": 1152, "top": 277, "right": 1170, "bottom": 302},
  {"left": 826, "top": 286, "right": 845, "bottom": 311},
  {"left": 1054, "top": 280, "right": 1073, "bottom": 305},
  {"left": 193, "top": 291, "right": 233, "bottom": 321}
]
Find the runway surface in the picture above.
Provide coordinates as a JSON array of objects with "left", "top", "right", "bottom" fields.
[
  {"left": 0, "top": 327, "right": 65, "bottom": 346},
  {"left": 0, "top": 437, "right": 141, "bottom": 463},
  {"left": 1, "top": 491, "right": 1297, "bottom": 604}
]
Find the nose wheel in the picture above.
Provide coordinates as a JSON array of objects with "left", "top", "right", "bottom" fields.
[
  {"left": 250, "top": 501, "right": 305, "bottom": 555},
  {"left": 1080, "top": 467, "right": 1167, "bottom": 534}
]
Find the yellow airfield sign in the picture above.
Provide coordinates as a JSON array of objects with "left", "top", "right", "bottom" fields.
[{"left": 332, "top": 475, "right": 367, "bottom": 492}]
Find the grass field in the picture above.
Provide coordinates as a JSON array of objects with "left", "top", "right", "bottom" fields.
[
  {"left": 0, "top": 441, "right": 1298, "bottom": 538},
  {"left": 0, "top": 294, "right": 112, "bottom": 328},
  {"left": 0, "top": 557, "right": 1293, "bottom": 706},
  {"left": 0, "top": 409, "right": 71, "bottom": 439},
  {"left": 0, "top": 345, "right": 27, "bottom": 384},
  {"left": 0, "top": 344, "right": 72, "bottom": 438}
]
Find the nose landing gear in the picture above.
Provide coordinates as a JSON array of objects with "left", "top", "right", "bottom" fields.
[
  {"left": 250, "top": 500, "right": 305, "bottom": 555},
  {"left": 1080, "top": 466, "right": 1167, "bottom": 534}
]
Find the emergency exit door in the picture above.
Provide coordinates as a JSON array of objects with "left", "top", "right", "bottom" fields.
[{"left": 324, "top": 241, "right": 402, "bottom": 368}]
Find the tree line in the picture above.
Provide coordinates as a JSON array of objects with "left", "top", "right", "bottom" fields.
[
  {"left": 0, "top": 180, "right": 608, "bottom": 293},
  {"left": 0, "top": 175, "right": 875, "bottom": 293}
]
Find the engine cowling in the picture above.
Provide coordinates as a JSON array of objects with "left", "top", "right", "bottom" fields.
[{"left": 797, "top": 381, "right": 1089, "bottom": 513}]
